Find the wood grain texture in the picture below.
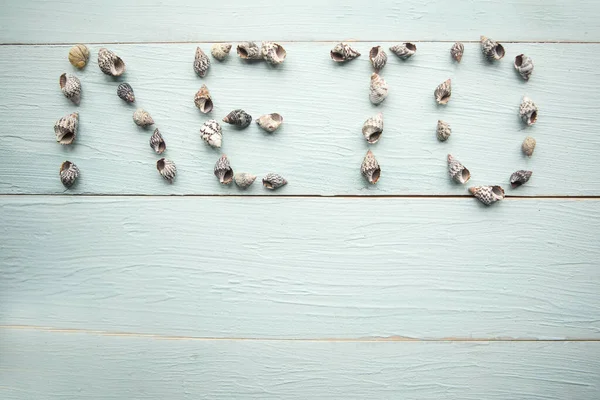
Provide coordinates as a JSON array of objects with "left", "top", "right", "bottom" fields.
[
  {"left": 1, "top": 197, "right": 599, "bottom": 339},
  {"left": 1, "top": 0, "right": 600, "bottom": 43},
  {"left": 1, "top": 43, "right": 600, "bottom": 195}
]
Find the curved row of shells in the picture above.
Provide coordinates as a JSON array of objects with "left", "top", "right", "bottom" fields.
[{"left": 214, "top": 155, "right": 287, "bottom": 190}]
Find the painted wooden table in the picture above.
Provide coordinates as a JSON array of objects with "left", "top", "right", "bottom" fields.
[{"left": 1, "top": 1, "right": 600, "bottom": 398}]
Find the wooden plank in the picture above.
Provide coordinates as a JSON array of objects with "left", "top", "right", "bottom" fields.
[
  {"left": 1, "top": 0, "right": 599, "bottom": 43},
  {"left": 1, "top": 43, "right": 599, "bottom": 196},
  {"left": 1, "top": 197, "right": 599, "bottom": 339},
  {"left": 1, "top": 329, "right": 599, "bottom": 399}
]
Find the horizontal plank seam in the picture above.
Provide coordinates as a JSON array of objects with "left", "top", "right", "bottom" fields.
[
  {"left": 0, "top": 194, "right": 599, "bottom": 199},
  {"left": 2, "top": 41, "right": 600, "bottom": 46}
]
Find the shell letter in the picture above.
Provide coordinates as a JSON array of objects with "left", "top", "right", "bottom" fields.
[
  {"left": 480, "top": 36, "right": 505, "bottom": 61},
  {"left": 60, "top": 161, "right": 79, "bottom": 187},
  {"left": 369, "top": 46, "right": 387, "bottom": 70},
  {"left": 59, "top": 73, "right": 81, "bottom": 105},
  {"left": 361, "top": 150, "right": 381, "bottom": 184},
  {"left": 194, "top": 84, "right": 213, "bottom": 114},
  {"left": 234, "top": 172, "right": 257, "bottom": 189},
  {"left": 150, "top": 128, "right": 166, "bottom": 154},
  {"left": 133, "top": 109, "right": 154, "bottom": 127},
  {"left": 223, "top": 109, "right": 252, "bottom": 128},
  {"left": 437, "top": 120, "right": 452, "bottom": 142},
  {"left": 369, "top": 73, "right": 389, "bottom": 105},
  {"left": 98, "top": 48, "right": 125, "bottom": 76},
  {"left": 54, "top": 112, "right": 79, "bottom": 145},
  {"left": 389, "top": 43, "right": 417, "bottom": 60},
  {"left": 434, "top": 79, "right": 452, "bottom": 105},
  {"left": 256, "top": 113, "right": 283, "bottom": 133},
  {"left": 261, "top": 42, "right": 287, "bottom": 65},
  {"left": 447, "top": 154, "right": 471, "bottom": 184},
  {"left": 519, "top": 96, "right": 538, "bottom": 126},
  {"left": 469, "top": 185, "right": 505, "bottom": 206},
  {"left": 211, "top": 43, "right": 232, "bottom": 61},
  {"left": 156, "top": 158, "right": 177, "bottom": 183},
  {"left": 237, "top": 42, "right": 262, "bottom": 60},
  {"left": 194, "top": 47, "right": 211, "bottom": 77},
  {"left": 68, "top": 44, "right": 89, "bottom": 69},
  {"left": 330, "top": 42, "right": 361, "bottom": 62},
  {"left": 362, "top": 112, "right": 384, "bottom": 144},
  {"left": 200, "top": 119, "right": 223, "bottom": 148},
  {"left": 450, "top": 42, "right": 464, "bottom": 62},
  {"left": 117, "top": 83, "right": 135, "bottom": 103},
  {"left": 510, "top": 170, "right": 533, "bottom": 188},
  {"left": 214, "top": 155, "right": 234, "bottom": 185},
  {"left": 262, "top": 173, "right": 288, "bottom": 190},
  {"left": 522, "top": 136, "right": 536, "bottom": 157},
  {"left": 514, "top": 54, "right": 534, "bottom": 81}
]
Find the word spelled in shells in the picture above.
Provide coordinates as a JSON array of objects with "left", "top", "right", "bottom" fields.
[
  {"left": 362, "top": 112, "right": 384, "bottom": 144},
  {"left": 263, "top": 173, "right": 287, "bottom": 190},
  {"left": 214, "top": 155, "right": 234, "bottom": 185},
  {"left": 193, "top": 47, "right": 211, "bottom": 77},
  {"left": 450, "top": 42, "right": 464, "bottom": 62},
  {"left": 54, "top": 112, "right": 79, "bottom": 145},
  {"left": 256, "top": 113, "right": 283, "bottom": 133},
  {"left": 194, "top": 84, "right": 213, "bottom": 114},
  {"left": 117, "top": 83, "right": 135, "bottom": 103},
  {"left": 447, "top": 154, "right": 471, "bottom": 184},
  {"left": 200, "top": 119, "right": 223, "bottom": 148},
  {"left": 223, "top": 109, "right": 252, "bottom": 128},
  {"left": 369, "top": 73, "right": 389, "bottom": 105},
  {"left": 330, "top": 42, "right": 361, "bottom": 62},
  {"left": 211, "top": 43, "right": 232, "bottom": 61},
  {"left": 522, "top": 136, "right": 536, "bottom": 157},
  {"left": 133, "top": 109, "right": 154, "bottom": 127},
  {"left": 234, "top": 172, "right": 257, "bottom": 189},
  {"left": 434, "top": 79, "right": 452, "bottom": 105},
  {"left": 237, "top": 42, "right": 262, "bottom": 60},
  {"left": 470, "top": 185, "right": 505, "bottom": 206},
  {"left": 68, "top": 44, "right": 89, "bottom": 69},
  {"left": 157, "top": 158, "right": 176, "bottom": 182},
  {"left": 437, "top": 120, "right": 451, "bottom": 141},
  {"left": 510, "top": 170, "right": 533, "bottom": 188},
  {"left": 59, "top": 73, "right": 81, "bottom": 105},
  {"left": 361, "top": 150, "right": 381, "bottom": 184},
  {"left": 98, "top": 48, "right": 125, "bottom": 76},
  {"left": 150, "top": 128, "right": 166, "bottom": 154},
  {"left": 389, "top": 43, "right": 416, "bottom": 60},
  {"left": 369, "top": 46, "right": 387, "bottom": 70},
  {"left": 60, "top": 161, "right": 79, "bottom": 187},
  {"left": 480, "top": 36, "right": 505, "bottom": 61},
  {"left": 519, "top": 96, "right": 538, "bottom": 125},
  {"left": 261, "top": 42, "right": 287, "bottom": 65},
  {"left": 514, "top": 54, "right": 534, "bottom": 81}
]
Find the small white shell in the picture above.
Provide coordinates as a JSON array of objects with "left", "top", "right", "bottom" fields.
[
  {"left": 434, "top": 79, "right": 452, "bottom": 105},
  {"left": 519, "top": 96, "right": 538, "bottom": 126},
  {"left": 194, "top": 47, "right": 211, "bottom": 77},
  {"left": 59, "top": 161, "right": 79, "bottom": 187},
  {"left": 200, "top": 119, "right": 223, "bottom": 148},
  {"left": 59, "top": 73, "right": 81, "bottom": 105},
  {"left": 510, "top": 170, "right": 533, "bottom": 188},
  {"left": 133, "top": 109, "right": 154, "bottom": 127},
  {"left": 522, "top": 136, "right": 536, "bottom": 157},
  {"left": 362, "top": 112, "right": 383, "bottom": 144},
  {"left": 156, "top": 158, "right": 177, "bottom": 182},
  {"left": 450, "top": 42, "right": 464, "bottom": 62},
  {"left": 469, "top": 185, "right": 505, "bottom": 206},
  {"left": 261, "top": 42, "right": 287, "bottom": 65},
  {"left": 447, "top": 154, "right": 471, "bottom": 184},
  {"left": 214, "top": 154, "right": 234, "bottom": 185},
  {"left": 234, "top": 172, "right": 257, "bottom": 189},
  {"left": 211, "top": 43, "right": 232, "bottom": 61},
  {"left": 369, "top": 46, "right": 387, "bottom": 70},
  {"left": 330, "top": 42, "right": 361, "bottom": 62},
  {"left": 149, "top": 128, "right": 166, "bottom": 154},
  {"left": 436, "top": 120, "right": 451, "bottom": 141},
  {"left": 194, "top": 84, "right": 213, "bottom": 114},
  {"left": 514, "top": 54, "right": 534, "bottom": 81},
  {"left": 389, "top": 43, "right": 417, "bottom": 60},
  {"left": 54, "top": 112, "right": 79, "bottom": 145},
  {"left": 237, "top": 42, "right": 262, "bottom": 60},
  {"left": 68, "top": 44, "right": 89, "bottom": 69},
  {"left": 369, "top": 73, "right": 389, "bottom": 105},
  {"left": 361, "top": 150, "right": 380, "bottom": 184},
  {"left": 98, "top": 48, "right": 125, "bottom": 77},
  {"left": 262, "top": 173, "right": 287, "bottom": 190},
  {"left": 256, "top": 113, "right": 283, "bottom": 133},
  {"left": 480, "top": 36, "right": 505, "bottom": 61}
]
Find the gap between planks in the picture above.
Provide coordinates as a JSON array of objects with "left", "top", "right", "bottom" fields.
[{"left": 0, "top": 194, "right": 599, "bottom": 199}]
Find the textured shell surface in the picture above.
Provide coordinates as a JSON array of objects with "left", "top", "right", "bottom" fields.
[
  {"left": 237, "top": 42, "right": 262, "bottom": 60},
  {"left": 437, "top": 120, "right": 452, "bottom": 142},
  {"left": 194, "top": 84, "right": 213, "bottom": 114},
  {"left": 59, "top": 73, "right": 81, "bottom": 105},
  {"left": 522, "top": 136, "right": 537, "bottom": 157},
  {"left": 193, "top": 47, "right": 211, "bottom": 77},
  {"left": 156, "top": 158, "right": 177, "bottom": 182},
  {"left": 519, "top": 96, "right": 538, "bottom": 125},
  {"left": 362, "top": 112, "right": 384, "bottom": 144},
  {"left": 389, "top": 42, "right": 417, "bottom": 60},
  {"left": 330, "top": 42, "right": 361, "bottom": 62},
  {"left": 361, "top": 150, "right": 381, "bottom": 184},
  {"left": 510, "top": 170, "right": 533, "bottom": 188},
  {"left": 369, "top": 73, "right": 389, "bottom": 105},
  {"left": 480, "top": 36, "right": 505, "bottom": 61},
  {"left": 223, "top": 109, "right": 252, "bottom": 128},
  {"left": 54, "top": 112, "right": 79, "bottom": 145},
  {"left": 211, "top": 43, "right": 232, "bottom": 61},
  {"left": 469, "top": 185, "right": 505, "bottom": 206},
  {"left": 262, "top": 173, "right": 288, "bottom": 190},
  {"left": 133, "top": 108, "right": 154, "bottom": 127},
  {"left": 261, "top": 42, "right": 287, "bottom": 65},
  {"left": 59, "top": 161, "right": 79, "bottom": 187},
  {"left": 234, "top": 172, "right": 257, "bottom": 189},
  {"left": 214, "top": 155, "right": 234, "bottom": 185},
  {"left": 434, "top": 79, "right": 452, "bottom": 105},
  {"left": 97, "top": 48, "right": 125, "bottom": 76},
  {"left": 68, "top": 44, "right": 89, "bottom": 69},
  {"left": 256, "top": 113, "right": 283, "bottom": 133},
  {"left": 515, "top": 54, "right": 534, "bottom": 81},
  {"left": 200, "top": 119, "right": 223, "bottom": 148},
  {"left": 149, "top": 128, "right": 166, "bottom": 154},
  {"left": 447, "top": 154, "right": 471, "bottom": 184},
  {"left": 117, "top": 83, "right": 135, "bottom": 103},
  {"left": 369, "top": 46, "right": 387, "bottom": 70},
  {"left": 450, "top": 42, "right": 464, "bottom": 62}
]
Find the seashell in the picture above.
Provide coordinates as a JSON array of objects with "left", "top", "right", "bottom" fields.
[
  {"left": 54, "top": 112, "right": 79, "bottom": 145},
  {"left": 522, "top": 136, "right": 536, "bottom": 157},
  {"left": 68, "top": 44, "right": 89, "bottom": 69},
  {"left": 437, "top": 120, "right": 452, "bottom": 142},
  {"left": 156, "top": 158, "right": 177, "bottom": 183},
  {"left": 59, "top": 73, "right": 81, "bottom": 105},
  {"left": 211, "top": 43, "right": 232, "bottom": 61},
  {"left": 469, "top": 185, "right": 505, "bottom": 206},
  {"left": 59, "top": 161, "right": 79, "bottom": 187},
  {"left": 514, "top": 54, "right": 534, "bottom": 81},
  {"left": 193, "top": 47, "right": 211, "bottom": 77},
  {"left": 261, "top": 42, "right": 287, "bottom": 65},
  {"left": 434, "top": 79, "right": 452, "bottom": 105},
  {"left": 450, "top": 42, "right": 464, "bottom": 62},
  {"left": 369, "top": 73, "right": 389, "bottom": 105},
  {"left": 234, "top": 172, "right": 257, "bottom": 189},
  {"left": 389, "top": 42, "right": 417, "bottom": 60},
  {"left": 149, "top": 128, "right": 166, "bottom": 154},
  {"left": 200, "top": 119, "right": 223, "bottom": 148},
  {"left": 361, "top": 150, "right": 381, "bottom": 184},
  {"left": 362, "top": 112, "right": 383, "bottom": 144},
  {"left": 133, "top": 108, "right": 154, "bottom": 127},
  {"left": 519, "top": 96, "right": 538, "bottom": 126},
  {"left": 256, "top": 113, "right": 283, "bottom": 133},
  {"left": 97, "top": 48, "right": 125, "bottom": 77},
  {"left": 214, "top": 154, "right": 234, "bottom": 185},
  {"left": 510, "top": 170, "right": 533, "bottom": 188},
  {"left": 330, "top": 42, "right": 361, "bottom": 62},
  {"left": 262, "top": 173, "right": 287, "bottom": 190},
  {"left": 480, "top": 36, "right": 505, "bottom": 61},
  {"left": 223, "top": 109, "right": 252, "bottom": 128},
  {"left": 369, "top": 46, "right": 387, "bottom": 70},
  {"left": 447, "top": 154, "right": 471, "bottom": 184},
  {"left": 117, "top": 83, "right": 135, "bottom": 103},
  {"left": 194, "top": 84, "right": 213, "bottom": 114},
  {"left": 237, "top": 42, "right": 262, "bottom": 60}
]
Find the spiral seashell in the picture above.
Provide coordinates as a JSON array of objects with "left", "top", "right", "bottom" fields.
[
  {"left": 389, "top": 42, "right": 417, "bottom": 60},
  {"left": 133, "top": 108, "right": 154, "bottom": 127},
  {"left": 223, "top": 109, "right": 252, "bottom": 128},
  {"left": 117, "top": 83, "right": 135, "bottom": 103},
  {"left": 369, "top": 73, "right": 389, "bottom": 105},
  {"left": 450, "top": 42, "right": 464, "bottom": 62},
  {"left": 261, "top": 42, "right": 287, "bottom": 65},
  {"left": 214, "top": 154, "right": 234, "bottom": 185},
  {"left": 469, "top": 185, "right": 505, "bottom": 206},
  {"left": 480, "top": 36, "right": 505, "bottom": 61},
  {"left": 330, "top": 42, "right": 361, "bottom": 62},
  {"left": 514, "top": 54, "right": 534, "bottom": 81},
  {"left": 256, "top": 113, "right": 283, "bottom": 133},
  {"left": 437, "top": 120, "right": 451, "bottom": 142},
  {"left": 211, "top": 43, "right": 232, "bottom": 61},
  {"left": 68, "top": 44, "right": 89, "bottom": 69},
  {"left": 59, "top": 73, "right": 81, "bottom": 105},
  {"left": 447, "top": 154, "right": 471, "bottom": 184},
  {"left": 194, "top": 84, "right": 213, "bottom": 114},
  {"left": 156, "top": 158, "right": 177, "bottom": 182},
  {"left": 54, "top": 112, "right": 79, "bottom": 145},
  {"left": 193, "top": 47, "right": 211, "bottom": 77},
  {"left": 262, "top": 173, "right": 287, "bottom": 190},
  {"left": 234, "top": 172, "right": 257, "bottom": 189},
  {"left": 434, "top": 79, "right": 452, "bottom": 105},
  {"left": 59, "top": 161, "right": 79, "bottom": 187},
  {"left": 522, "top": 136, "right": 536, "bottom": 157},
  {"left": 237, "top": 42, "right": 262, "bottom": 60},
  {"left": 369, "top": 46, "right": 387, "bottom": 71},
  {"left": 361, "top": 150, "right": 381, "bottom": 184},
  {"left": 362, "top": 112, "right": 383, "bottom": 144},
  {"left": 519, "top": 96, "right": 538, "bottom": 126},
  {"left": 149, "top": 128, "right": 166, "bottom": 154},
  {"left": 510, "top": 170, "right": 533, "bottom": 188},
  {"left": 200, "top": 119, "right": 223, "bottom": 148},
  {"left": 97, "top": 48, "right": 125, "bottom": 76}
]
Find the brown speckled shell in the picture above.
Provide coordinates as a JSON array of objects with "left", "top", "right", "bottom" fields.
[
  {"left": 447, "top": 154, "right": 471, "bottom": 184},
  {"left": 59, "top": 161, "right": 79, "bottom": 187},
  {"left": 361, "top": 150, "right": 381, "bottom": 184},
  {"left": 510, "top": 170, "right": 533, "bottom": 188},
  {"left": 480, "top": 36, "right": 505, "bottom": 61},
  {"left": 156, "top": 158, "right": 177, "bottom": 182},
  {"left": 450, "top": 42, "right": 464, "bottom": 62},
  {"left": 369, "top": 46, "right": 387, "bottom": 70},
  {"left": 214, "top": 155, "right": 234, "bottom": 184},
  {"left": 59, "top": 73, "right": 81, "bottom": 105},
  {"left": 54, "top": 112, "right": 79, "bottom": 145},
  {"left": 149, "top": 128, "right": 166, "bottom": 154},
  {"left": 434, "top": 79, "right": 452, "bottom": 105},
  {"left": 262, "top": 173, "right": 288, "bottom": 190},
  {"left": 194, "top": 47, "right": 211, "bottom": 77},
  {"left": 469, "top": 185, "right": 505, "bottom": 205},
  {"left": 194, "top": 84, "right": 213, "bottom": 114},
  {"left": 330, "top": 42, "right": 361, "bottom": 62},
  {"left": 389, "top": 43, "right": 417, "bottom": 60},
  {"left": 98, "top": 48, "right": 125, "bottom": 76}
]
